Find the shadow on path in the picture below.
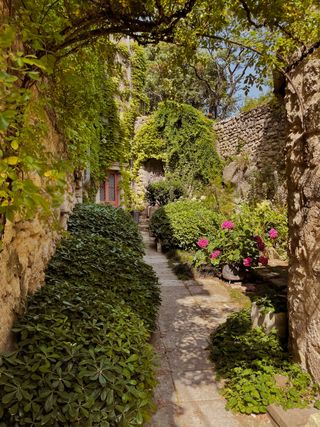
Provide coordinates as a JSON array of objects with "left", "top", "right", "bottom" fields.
[{"left": 143, "top": 233, "right": 243, "bottom": 427}]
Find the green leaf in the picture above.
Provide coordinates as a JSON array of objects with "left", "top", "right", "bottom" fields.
[
  {"left": 0, "top": 114, "right": 9, "bottom": 131},
  {"left": 0, "top": 25, "right": 16, "bottom": 48}
]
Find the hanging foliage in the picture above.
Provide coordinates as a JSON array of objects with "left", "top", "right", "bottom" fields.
[{"left": 132, "top": 101, "right": 222, "bottom": 194}]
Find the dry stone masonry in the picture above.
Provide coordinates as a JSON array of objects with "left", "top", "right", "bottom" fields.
[
  {"left": 214, "top": 102, "right": 288, "bottom": 202},
  {"left": 0, "top": 89, "right": 79, "bottom": 352},
  {"left": 285, "top": 48, "right": 320, "bottom": 382}
]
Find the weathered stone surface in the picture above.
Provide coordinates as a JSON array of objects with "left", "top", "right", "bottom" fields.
[
  {"left": 0, "top": 88, "right": 78, "bottom": 351},
  {"left": 267, "top": 405, "right": 320, "bottom": 427},
  {"left": 214, "top": 102, "right": 288, "bottom": 203},
  {"left": 285, "top": 48, "right": 320, "bottom": 382},
  {"left": 306, "top": 413, "right": 320, "bottom": 427},
  {"left": 223, "top": 161, "right": 241, "bottom": 184}
]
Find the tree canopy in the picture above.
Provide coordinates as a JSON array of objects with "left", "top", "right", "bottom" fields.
[{"left": 144, "top": 42, "right": 254, "bottom": 118}]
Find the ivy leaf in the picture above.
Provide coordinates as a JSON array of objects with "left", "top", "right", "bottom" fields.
[{"left": 5, "top": 156, "right": 20, "bottom": 165}]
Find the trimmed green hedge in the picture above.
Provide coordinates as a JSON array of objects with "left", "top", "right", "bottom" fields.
[
  {"left": 0, "top": 204, "right": 160, "bottom": 426},
  {"left": 46, "top": 234, "right": 160, "bottom": 331},
  {"left": 150, "top": 200, "right": 222, "bottom": 251},
  {"left": 68, "top": 203, "right": 144, "bottom": 255},
  {"left": 146, "top": 180, "right": 184, "bottom": 206}
]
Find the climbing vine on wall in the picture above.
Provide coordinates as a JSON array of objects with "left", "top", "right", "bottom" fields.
[
  {"left": 132, "top": 101, "right": 222, "bottom": 195},
  {"left": 0, "top": 0, "right": 149, "bottom": 234},
  {"left": 117, "top": 41, "right": 149, "bottom": 209},
  {"left": 52, "top": 41, "right": 127, "bottom": 200},
  {"left": 0, "top": 25, "right": 66, "bottom": 241}
]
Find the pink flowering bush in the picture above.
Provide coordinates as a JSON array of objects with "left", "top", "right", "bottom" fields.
[
  {"left": 259, "top": 256, "right": 269, "bottom": 266},
  {"left": 243, "top": 257, "right": 253, "bottom": 267},
  {"left": 210, "top": 250, "right": 221, "bottom": 259},
  {"left": 193, "top": 205, "right": 283, "bottom": 272}
]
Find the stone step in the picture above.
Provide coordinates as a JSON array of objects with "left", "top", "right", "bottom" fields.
[{"left": 267, "top": 405, "right": 320, "bottom": 427}]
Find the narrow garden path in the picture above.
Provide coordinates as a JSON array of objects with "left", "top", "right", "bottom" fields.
[{"left": 142, "top": 232, "right": 272, "bottom": 427}]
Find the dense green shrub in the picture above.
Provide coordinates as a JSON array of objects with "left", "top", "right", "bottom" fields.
[
  {"left": 146, "top": 180, "right": 184, "bottom": 206},
  {"left": 0, "top": 282, "right": 156, "bottom": 426},
  {"left": 209, "top": 310, "right": 317, "bottom": 414},
  {"left": 46, "top": 234, "right": 160, "bottom": 331},
  {"left": 0, "top": 203, "right": 160, "bottom": 426},
  {"left": 68, "top": 203, "right": 144, "bottom": 255},
  {"left": 150, "top": 200, "right": 222, "bottom": 250}
]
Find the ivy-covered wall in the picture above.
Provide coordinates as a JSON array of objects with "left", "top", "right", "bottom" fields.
[
  {"left": 0, "top": 0, "right": 147, "bottom": 349},
  {"left": 132, "top": 101, "right": 222, "bottom": 208}
]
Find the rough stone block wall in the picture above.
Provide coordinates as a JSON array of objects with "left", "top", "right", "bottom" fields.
[
  {"left": 0, "top": 91, "right": 78, "bottom": 351},
  {"left": 214, "top": 102, "right": 288, "bottom": 202},
  {"left": 285, "top": 48, "right": 320, "bottom": 381}
]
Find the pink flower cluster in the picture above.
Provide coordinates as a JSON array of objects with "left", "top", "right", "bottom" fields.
[
  {"left": 243, "top": 257, "right": 252, "bottom": 267},
  {"left": 268, "top": 228, "right": 278, "bottom": 239},
  {"left": 259, "top": 256, "right": 269, "bottom": 266},
  {"left": 254, "top": 235, "right": 265, "bottom": 251},
  {"left": 210, "top": 250, "right": 221, "bottom": 259},
  {"left": 221, "top": 220, "right": 235, "bottom": 230},
  {"left": 197, "top": 238, "right": 209, "bottom": 248}
]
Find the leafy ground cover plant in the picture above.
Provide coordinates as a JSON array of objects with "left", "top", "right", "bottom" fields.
[
  {"left": 0, "top": 282, "right": 156, "bottom": 426},
  {"left": 150, "top": 199, "right": 222, "bottom": 251},
  {"left": 68, "top": 203, "right": 145, "bottom": 255},
  {"left": 46, "top": 234, "right": 160, "bottom": 331},
  {"left": 209, "top": 310, "right": 318, "bottom": 414}
]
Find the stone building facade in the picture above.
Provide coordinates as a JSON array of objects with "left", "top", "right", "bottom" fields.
[{"left": 214, "top": 102, "right": 288, "bottom": 202}]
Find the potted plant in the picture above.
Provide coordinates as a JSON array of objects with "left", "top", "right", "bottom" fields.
[{"left": 193, "top": 219, "right": 278, "bottom": 281}]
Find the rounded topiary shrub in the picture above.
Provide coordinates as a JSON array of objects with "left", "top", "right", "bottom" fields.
[
  {"left": 0, "top": 282, "right": 156, "bottom": 427},
  {"left": 46, "top": 234, "right": 161, "bottom": 331},
  {"left": 146, "top": 180, "right": 184, "bottom": 206},
  {"left": 150, "top": 199, "right": 222, "bottom": 251},
  {"left": 68, "top": 203, "right": 144, "bottom": 255}
]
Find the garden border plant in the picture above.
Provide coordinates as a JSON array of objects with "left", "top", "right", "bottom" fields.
[
  {"left": 0, "top": 204, "right": 160, "bottom": 426},
  {"left": 209, "top": 309, "right": 319, "bottom": 414},
  {"left": 193, "top": 201, "right": 288, "bottom": 274},
  {"left": 150, "top": 199, "right": 222, "bottom": 251}
]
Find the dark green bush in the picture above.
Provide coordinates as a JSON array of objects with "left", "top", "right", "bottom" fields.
[
  {"left": 68, "top": 203, "right": 144, "bottom": 255},
  {"left": 0, "top": 203, "right": 160, "bottom": 426},
  {"left": 133, "top": 101, "right": 222, "bottom": 193},
  {"left": 46, "top": 234, "right": 160, "bottom": 331},
  {"left": 146, "top": 180, "right": 184, "bottom": 206},
  {"left": 0, "top": 282, "right": 156, "bottom": 426},
  {"left": 149, "top": 200, "right": 222, "bottom": 250}
]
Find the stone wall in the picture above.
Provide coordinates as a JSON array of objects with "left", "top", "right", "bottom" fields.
[
  {"left": 0, "top": 91, "right": 79, "bottom": 351},
  {"left": 214, "top": 102, "right": 288, "bottom": 202},
  {"left": 285, "top": 48, "right": 320, "bottom": 381}
]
